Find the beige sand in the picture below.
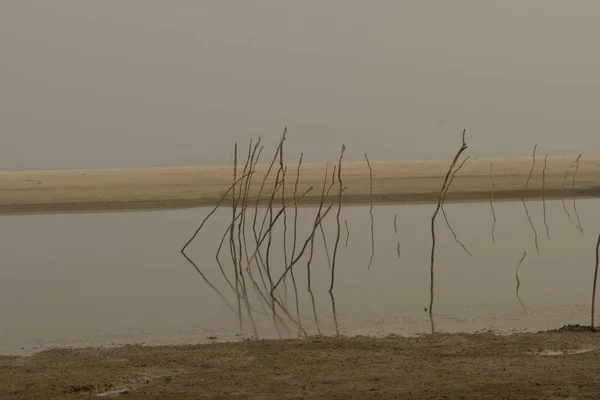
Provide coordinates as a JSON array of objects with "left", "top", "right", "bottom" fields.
[
  {"left": 1, "top": 156, "right": 599, "bottom": 214},
  {"left": 2, "top": 331, "right": 600, "bottom": 399}
]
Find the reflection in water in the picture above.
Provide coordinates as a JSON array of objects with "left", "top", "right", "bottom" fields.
[
  {"left": 330, "top": 292, "right": 340, "bottom": 337},
  {"left": 180, "top": 136, "right": 345, "bottom": 342},
  {"left": 515, "top": 251, "right": 528, "bottom": 313},
  {"left": 561, "top": 155, "right": 585, "bottom": 235},
  {"left": 2, "top": 196, "right": 600, "bottom": 355},
  {"left": 344, "top": 220, "right": 350, "bottom": 248}
]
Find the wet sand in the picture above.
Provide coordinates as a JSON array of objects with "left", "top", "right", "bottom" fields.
[
  {"left": 2, "top": 330, "right": 600, "bottom": 399},
  {"left": 1, "top": 156, "right": 599, "bottom": 215}
]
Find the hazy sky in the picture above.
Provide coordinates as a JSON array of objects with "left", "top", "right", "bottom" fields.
[{"left": 2, "top": 1, "right": 600, "bottom": 170}]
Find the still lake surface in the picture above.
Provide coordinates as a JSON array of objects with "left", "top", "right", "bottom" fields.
[{"left": 1, "top": 198, "right": 599, "bottom": 355}]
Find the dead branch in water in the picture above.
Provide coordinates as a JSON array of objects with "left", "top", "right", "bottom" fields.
[
  {"left": 181, "top": 171, "right": 253, "bottom": 254},
  {"left": 306, "top": 164, "right": 337, "bottom": 294},
  {"left": 236, "top": 139, "right": 260, "bottom": 337},
  {"left": 289, "top": 153, "right": 304, "bottom": 332},
  {"left": 441, "top": 156, "right": 472, "bottom": 256},
  {"left": 276, "top": 135, "right": 292, "bottom": 308},
  {"left": 572, "top": 155, "right": 583, "bottom": 234},
  {"left": 489, "top": 163, "right": 497, "bottom": 243},
  {"left": 344, "top": 219, "right": 350, "bottom": 247},
  {"left": 251, "top": 129, "right": 287, "bottom": 288},
  {"left": 264, "top": 132, "right": 289, "bottom": 335},
  {"left": 329, "top": 145, "right": 346, "bottom": 294},
  {"left": 245, "top": 186, "right": 315, "bottom": 272},
  {"left": 365, "top": 153, "right": 375, "bottom": 269},
  {"left": 560, "top": 155, "right": 583, "bottom": 234},
  {"left": 241, "top": 144, "right": 268, "bottom": 314},
  {"left": 179, "top": 171, "right": 255, "bottom": 323},
  {"left": 394, "top": 213, "right": 400, "bottom": 259},
  {"left": 592, "top": 234, "right": 600, "bottom": 331},
  {"left": 318, "top": 165, "right": 336, "bottom": 269},
  {"left": 429, "top": 129, "right": 468, "bottom": 321},
  {"left": 561, "top": 166, "right": 573, "bottom": 225},
  {"left": 522, "top": 144, "right": 539, "bottom": 255},
  {"left": 271, "top": 201, "right": 336, "bottom": 293},
  {"left": 307, "top": 164, "right": 333, "bottom": 292},
  {"left": 229, "top": 142, "right": 243, "bottom": 330},
  {"left": 516, "top": 251, "right": 528, "bottom": 313},
  {"left": 542, "top": 154, "right": 550, "bottom": 240}
]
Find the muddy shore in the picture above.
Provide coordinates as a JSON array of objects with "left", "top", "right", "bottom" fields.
[
  {"left": 3, "top": 330, "right": 600, "bottom": 399},
  {"left": 1, "top": 156, "right": 599, "bottom": 215}
]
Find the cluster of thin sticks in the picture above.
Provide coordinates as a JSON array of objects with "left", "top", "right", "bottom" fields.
[
  {"left": 427, "top": 133, "right": 591, "bottom": 332},
  {"left": 180, "top": 127, "right": 597, "bottom": 337},
  {"left": 181, "top": 129, "right": 348, "bottom": 339},
  {"left": 490, "top": 147, "right": 588, "bottom": 320}
]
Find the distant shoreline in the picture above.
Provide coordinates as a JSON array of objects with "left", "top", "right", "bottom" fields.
[{"left": 1, "top": 156, "right": 599, "bottom": 215}]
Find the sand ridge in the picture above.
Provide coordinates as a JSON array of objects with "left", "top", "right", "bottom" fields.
[{"left": 0, "top": 156, "right": 599, "bottom": 214}]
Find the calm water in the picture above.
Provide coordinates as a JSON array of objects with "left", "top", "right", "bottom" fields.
[{"left": 1, "top": 198, "right": 599, "bottom": 355}]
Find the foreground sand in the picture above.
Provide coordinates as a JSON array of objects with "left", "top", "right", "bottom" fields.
[
  {"left": 1, "top": 156, "right": 599, "bottom": 215},
  {"left": 2, "top": 330, "right": 600, "bottom": 399}
]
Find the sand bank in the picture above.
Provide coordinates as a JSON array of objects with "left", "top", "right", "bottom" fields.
[
  {"left": 0, "top": 156, "right": 599, "bottom": 215},
  {"left": 2, "top": 331, "right": 600, "bottom": 399}
]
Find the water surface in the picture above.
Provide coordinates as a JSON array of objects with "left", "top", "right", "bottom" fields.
[{"left": 1, "top": 198, "right": 599, "bottom": 355}]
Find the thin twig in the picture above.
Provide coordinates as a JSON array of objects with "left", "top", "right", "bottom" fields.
[
  {"left": 542, "top": 154, "right": 550, "bottom": 240},
  {"left": 522, "top": 144, "right": 540, "bottom": 255},
  {"left": 290, "top": 153, "right": 304, "bottom": 333},
  {"left": 572, "top": 155, "right": 583, "bottom": 234},
  {"left": 319, "top": 165, "right": 336, "bottom": 269},
  {"left": 490, "top": 163, "right": 497, "bottom": 243},
  {"left": 181, "top": 171, "right": 253, "bottom": 253},
  {"left": 429, "top": 129, "right": 468, "bottom": 323},
  {"left": 245, "top": 187, "right": 315, "bottom": 271},
  {"left": 307, "top": 164, "right": 337, "bottom": 292},
  {"left": 229, "top": 142, "right": 243, "bottom": 330},
  {"left": 329, "top": 145, "right": 346, "bottom": 294},
  {"left": 561, "top": 167, "right": 573, "bottom": 224},
  {"left": 394, "top": 213, "right": 400, "bottom": 258},
  {"left": 365, "top": 153, "right": 375, "bottom": 269},
  {"left": 307, "top": 164, "right": 330, "bottom": 291},
  {"left": 271, "top": 201, "right": 337, "bottom": 293},
  {"left": 236, "top": 139, "right": 259, "bottom": 338},
  {"left": 441, "top": 156, "right": 472, "bottom": 256}
]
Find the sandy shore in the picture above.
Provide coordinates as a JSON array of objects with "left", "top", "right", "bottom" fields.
[
  {"left": 2, "top": 330, "right": 600, "bottom": 399},
  {"left": 1, "top": 156, "right": 599, "bottom": 215}
]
